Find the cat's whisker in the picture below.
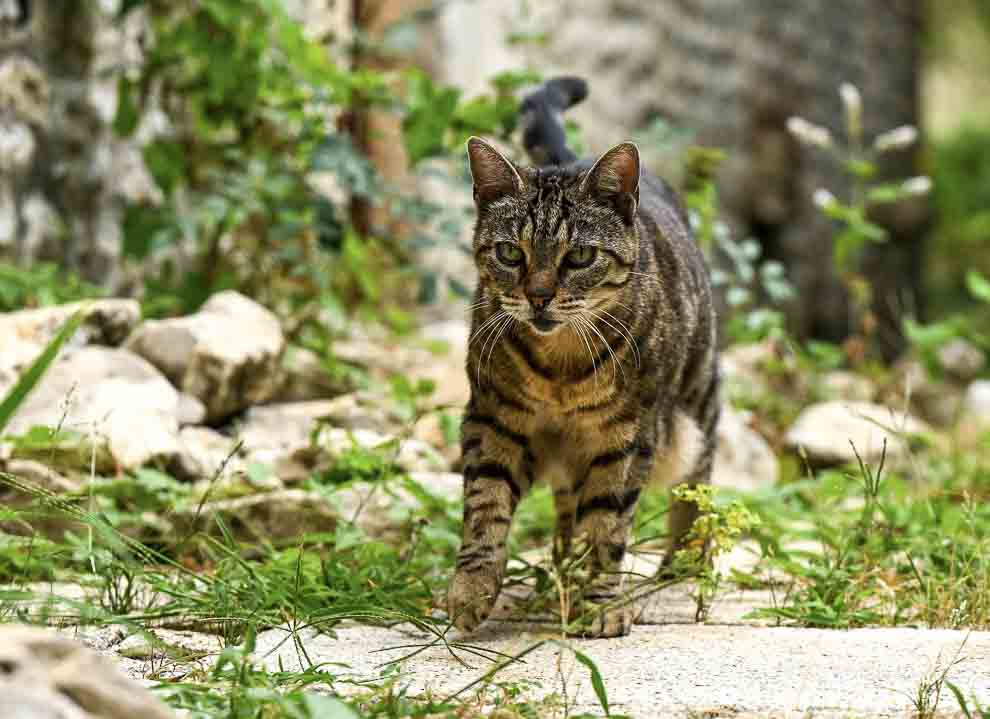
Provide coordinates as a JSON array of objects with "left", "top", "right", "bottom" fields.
[
  {"left": 570, "top": 318, "right": 599, "bottom": 389},
  {"left": 484, "top": 315, "right": 514, "bottom": 382},
  {"left": 581, "top": 311, "right": 626, "bottom": 385},
  {"left": 470, "top": 312, "right": 510, "bottom": 386},
  {"left": 576, "top": 314, "right": 608, "bottom": 386},
  {"left": 468, "top": 309, "right": 507, "bottom": 349},
  {"left": 608, "top": 300, "right": 636, "bottom": 314},
  {"left": 477, "top": 312, "right": 514, "bottom": 385},
  {"left": 464, "top": 299, "right": 491, "bottom": 313},
  {"left": 588, "top": 307, "right": 641, "bottom": 369}
]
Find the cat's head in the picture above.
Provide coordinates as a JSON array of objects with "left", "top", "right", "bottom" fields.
[{"left": 467, "top": 137, "right": 640, "bottom": 336}]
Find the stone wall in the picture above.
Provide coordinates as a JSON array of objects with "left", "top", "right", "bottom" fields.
[{"left": 0, "top": 1, "right": 160, "bottom": 287}]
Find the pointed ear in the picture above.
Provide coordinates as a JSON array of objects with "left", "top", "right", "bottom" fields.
[
  {"left": 582, "top": 142, "right": 640, "bottom": 223},
  {"left": 467, "top": 136, "right": 524, "bottom": 208}
]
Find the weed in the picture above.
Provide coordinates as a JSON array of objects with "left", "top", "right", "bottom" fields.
[{"left": 904, "top": 636, "right": 969, "bottom": 719}]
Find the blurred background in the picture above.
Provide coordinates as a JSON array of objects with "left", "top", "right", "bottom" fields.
[{"left": 1, "top": 0, "right": 988, "bottom": 362}]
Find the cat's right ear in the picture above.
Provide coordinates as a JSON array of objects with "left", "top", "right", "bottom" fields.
[{"left": 467, "top": 137, "right": 524, "bottom": 208}]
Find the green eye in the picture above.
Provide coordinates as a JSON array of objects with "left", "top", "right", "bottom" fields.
[
  {"left": 496, "top": 242, "right": 524, "bottom": 265},
  {"left": 564, "top": 246, "right": 597, "bottom": 268}
]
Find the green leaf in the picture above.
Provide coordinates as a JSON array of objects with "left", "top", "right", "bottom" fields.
[
  {"left": 0, "top": 309, "right": 86, "bottom": 435},
  {"left": 945, "top": 682, "right": 975, "bottom": 719},
  {"left": 402, "top": 69, "right": 461, "bottom": 164},
  {"left": 113, "top": 77, "right": 140, "bottom": 137},
  {"left": 302, "top": 695, "right": 362, "bottom": 719},
  {"left": 866, "top": 183, "right": 907, "bottom": 204},
  {"left": 570, "top": 648, "right": 611, "bottom": 716},
  {"left": 490, "top": 69, "right": 542, "bottom": 93},
  {"left": 142, "top": 141, "right": 186, "bottom": 196},
  {"left": 966, "top": 269, "right": 990, "bottom": 304}
]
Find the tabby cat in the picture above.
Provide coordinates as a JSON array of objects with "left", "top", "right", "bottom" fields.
[{"left": 448, "top": 76, "right": 720, "bottom": 638}]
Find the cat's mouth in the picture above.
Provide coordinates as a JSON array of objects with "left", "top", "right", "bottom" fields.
[{"left": 529, "top": 316, "right": 561, "bottom": 333}]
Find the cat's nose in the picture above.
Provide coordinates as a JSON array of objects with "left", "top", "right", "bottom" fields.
[{"left": 526, "top": 287, "right": 555, "bottom": 311}]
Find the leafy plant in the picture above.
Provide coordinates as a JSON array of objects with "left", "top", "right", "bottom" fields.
[
  {"left": 115, "top": 0, "right": 388, "bottom": 325},
  {"left": 0, "top": 263, "right": 102, "bottom": 312},
  {"left": 682, "top": 146, "right": 794, "bottom": 343},
  {"left": 787, "top": 83, "right": 932, "bottom": 357},
  {"left": 904, "top": 268, "right": 990, "bottom": 375},
  {"left": 668, "top": 484, "right": 760, "bottom": 619}
]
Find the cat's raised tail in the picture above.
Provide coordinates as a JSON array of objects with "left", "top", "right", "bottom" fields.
[{"left": 519, "top": 76, "right": 588, "bottom": 167}]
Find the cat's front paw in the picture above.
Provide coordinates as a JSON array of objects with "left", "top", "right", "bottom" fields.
[
  {"left": 447, "top": 569, "right": 501, "bottom": 634},
  {"left": 568, "top": 601, "right": 633, "bottom": 638}
]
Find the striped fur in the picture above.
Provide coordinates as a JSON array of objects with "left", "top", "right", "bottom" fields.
[{"left": 448, "top": 79, "right": 719, "bottom": 638}]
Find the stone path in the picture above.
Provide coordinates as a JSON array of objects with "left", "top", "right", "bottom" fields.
[
  {"left": 252, "top": 622, "right": 989, "bottom": 718},
  {"left": 56, "top": 580, "right": 989, "bottom": 719}
]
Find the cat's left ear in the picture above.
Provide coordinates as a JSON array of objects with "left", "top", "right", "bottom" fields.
[
  {"left": 467, "top": 136, "right": 525, "bottom": 209},
  {"left": 583, "top": 142, "right": 640, "bottom": 224}
]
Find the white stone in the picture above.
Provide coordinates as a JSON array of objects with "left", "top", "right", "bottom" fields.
[
  {"left": 126, "top": 291, "right": 284, "bottom": 422},
  {"left": 0, "top": 625, "right": 176, "bottom": 719},
  {"left": 963, "top": 380, "right": 990, "bottom": 429},
  {"left": 4, "top": 347, "right": 187, "bottom": 474},
  {"left": 785, "top": 401, "right": 930, "bottom": 465},
  {"left": 936, "top": 338, "right": 986, "bottom": 382},
  {"left": 173, "top": 489, "right": 337, "bottom": 541},
  {"left": 177, "top": 426, "right": 243, "bottom": 481},
  {"left": 274, "top": 345, "right": 350, "bottom": 402},
  {"left": 818, "top": 370, "right": 875, "bottom": 402},
  {"left": 713, "top": 406, "right": 778, "bottom": 491}
]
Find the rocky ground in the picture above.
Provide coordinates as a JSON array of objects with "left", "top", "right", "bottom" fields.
[{"left": 2, "top": 294, "right": 990, "bottom": 718}]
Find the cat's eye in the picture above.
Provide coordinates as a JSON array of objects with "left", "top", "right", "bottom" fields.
[
  {"left": 495, "top": 242, "right": 524, "bottom": 265},
  {"left": 564, "top": 246, "right": 597, "bottom": 268}
]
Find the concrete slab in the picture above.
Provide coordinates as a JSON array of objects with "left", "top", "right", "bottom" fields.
[{"left": 255, "top": 623, "right": 990, "bottom": 718}]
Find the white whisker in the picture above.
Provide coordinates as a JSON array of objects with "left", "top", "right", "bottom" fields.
[
  {"left": 580, "top": 311, "right": 625, "bottom": 385},
  {"left": 468, "top": 309, "right": 507, "bottom": 349},
  {"left": 484, "top": 314, "right": 514, "bottom": 383},
  {"left": 588, "top": 307, "right": 641, "bottom": 369},
  {"left": 570, "top": 319, "right": 599, "bottom": 389}
]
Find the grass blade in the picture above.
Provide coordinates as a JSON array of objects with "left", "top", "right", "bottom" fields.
[
  {"left": 568, "top": 646, "right": 611, "bottom": 717},
  {"left": 0, "top": 308, "right": 86, "bottom": 435}
]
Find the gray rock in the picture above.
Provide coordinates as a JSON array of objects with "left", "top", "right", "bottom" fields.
[
  {"left": 1, "top": 459, "right": 82, "bottom": 495},
  {"left": 411, "top": 320, "right": 472, "bottom": 408},
  {"left": 0, "top": 299, "right": 141, "bottom": 349},
  {"left": 0, "top": 625, "right": 176, "bottom": 719},
  {"left": 176, "top": 393, "right": 207, "bottom": 426},
  {"left": 333, "top": 472, "right": 462, "bottom": 537},
  {"left": 237, "top": 397, "right": 382, "bottom": 465},
  {"left": 0, "top": 687, "right": 92, "bottom": 719},
  {"left": 126, "top": 291, "right": 284, "bottom": 422},
  {"left": 177, "top": 426, "right": 244, "bottom": 481},
  {"left": 936, "top": 338, "right": 986, "bottom": 382},
  {"left": 173, "top": 489, "right": 337, "bottom": 541},
  {"left": 888, "top": 359, "right": 964, "bottom": 427},
  {"left": 713, "top": 407, "right": 778, "bottom": 491},
  {"left": 0, "top": 299, "right": 142, "bottom": 397},
  {"left": 818, "top": 370, "right": 876, "bottom": 402},
  {"left": 308, "top": 426, "right": 448, "bottom": 474},
  {"left": 273, "top": 345, "right": 351, "bottom": 402},
  {"left": 963, "top": 380, "right": 990, "bottom": 429},
  {"left": 237, "top": 399, "right": 448, "bottom": 479},
  {"left": 4, "top": 347, "right": 188, "bottom": 474},
  {"left": 333, "top": 321, "right": 472, "bottom": 409},
  {"left": 785, "top": 401, "right": 930, "bottom": 466}
]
